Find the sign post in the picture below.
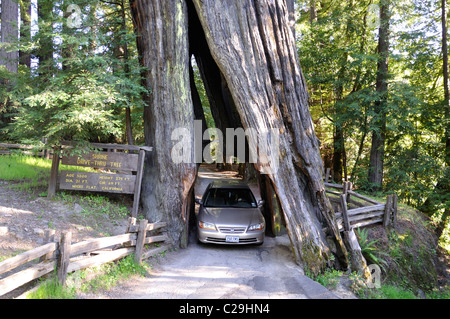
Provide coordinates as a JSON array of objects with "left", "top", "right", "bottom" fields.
[{"left": 48, "top": 141, "right": 152, "bottom": 218}]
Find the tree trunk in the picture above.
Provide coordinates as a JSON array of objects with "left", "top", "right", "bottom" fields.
[
  {"left": 368, "top": 0, "right": 390, "bottom": 190},
  {"left": 129, "top": 0, "right": 197, "bottom": 247},
  {"left": 130, "top": 0, "right": 349, "bottom": 274},
  {"left": 192, "top": 0, "right": 348, "bottom": 273},
  {"left": 19, "top": 0, "right": 32, "bottom": 67},
  {"left": 0, "top": 0, "right": 19, "bottom": 73},
  {"left": 437, "top": 0, "right": 450, "bottom": 238}
]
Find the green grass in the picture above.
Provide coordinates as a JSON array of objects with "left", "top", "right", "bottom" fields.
[
  {"left": 27, "top": 255, "right": 150, "bottom": 299},
  {"left": 0, "top": 154, "right": 96, "bottom": 192},
  {"left": 26, "top": 277, "right": 77, "bottom": 299}
]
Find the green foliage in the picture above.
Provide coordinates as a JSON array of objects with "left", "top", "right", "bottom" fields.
[
  {"left": 27, "top": 277, "right": 77, "bottom": 299},
  {"left": 355, "top": 228, "right": 388, "bottom": 269},
  {"left": 297, "top": 0, "right": 449, "bottom": 240},
  {"left": 2, "top": 0, "right": 147, "bottom": 146},
  {"left": 314, "top": 268, "right": 343, "bottom": 290},
  {"left": 0, "top": 154, "right": 94, "bottom": 192},
  {"left": 26, "top": 255, "right": 149, "bottom": 298},
  {"left": 79, "top": 255, "right": 149, "bottom": 294}
]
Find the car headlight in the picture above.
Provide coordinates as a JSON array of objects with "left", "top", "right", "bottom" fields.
[
  {"left": 248, "top": 223, "right": 264, "bottom": 231},
  {"left": 198, "top": 221, "right": 217, "bottom": 231}
]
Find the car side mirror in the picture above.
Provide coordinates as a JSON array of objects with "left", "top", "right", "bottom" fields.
[
  {"left": 257, "top": 199, "right": 265, "bottom": 207},
  {"left": 195, "top": 198, "right": 203, "bottom": 205}
]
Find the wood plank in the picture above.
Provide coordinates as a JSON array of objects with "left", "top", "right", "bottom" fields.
[
  {"left": 61, "top": 151, "right": 139, "bottom": 171},
  {"left": 352, "top": 217, "right": 383, "bottom": 229},
  {"left": 346, "top": 204, "right": 386, "bottom": 216},
  {"left": 348, "top": 211, "right": 384, "bottom": 223},
  {"left": 0, "top": 143, "right": 35, "bottom": 150},
  {"left": 141, "top": 244, "right": 170, "bottom": 260},
  {"left": 57, "top": 231, "right": 72, "bottom": 285},
  {"left": 132, "top": 149, "right": 146, "bottom": 217},
  {"left": 324, "top": 182, "right": 344, "bottom": 189},
  {"left": 67, "top": 248, "right": 135, "bottom": 273},
  {"left": 70, "top": 233, "right": 137, "bottom": 257},
  {"left": 0, "top": 260, "right": 55, "bottom": 296},
  {"left": 60, "top": 171, "right": 136, "bottom": 194},
  {"left": 128, "top": 234, "right": 167, "bottom": 247},
  {"left": 347, "top": 190, "right": 381, "bottom": 205},
  {"left": 0, "top": 242, "right": 57, "bottom": 276},
  {"left": 146, "top": 222, "right": 167, "bottom": 232},
  {"left": 127, "top": 222, "right": 167, "bottom": 233},
  {"left": 325, "top": 189, "right": 341, "bottom": 196},
  {"left": 340, "top": 195, "right": 350, "bottom": 231},
  {"left": 134, "top": 219, "right": 148, "bottom": 264}
]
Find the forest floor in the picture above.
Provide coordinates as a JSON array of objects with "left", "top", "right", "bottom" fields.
[{"left": 0, "top": 164, "right": 448, "bottom": 299}]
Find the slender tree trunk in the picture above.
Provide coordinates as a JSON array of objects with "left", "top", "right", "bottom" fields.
[
  {"left": 368, "top": 0, "right": 390, "bottom": 190},
  {"left": 19, "top": 0, "right": 32, "bottom": 67},
  {"left": 0, "top": 0, "right": 19, "bottom": 73},
  {"left": 119, "top": 0, "right": 134, "bottom": 145},
  {"left": 37, "top": 0, "right": 54, "bottom": 78},
  {"left": 437, "top": 0, "right": 450, "bottom": 237}
]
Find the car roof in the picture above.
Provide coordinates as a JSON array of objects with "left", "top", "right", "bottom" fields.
[{"left": 207, "top": 180, "right": 251, "bottom": 189}]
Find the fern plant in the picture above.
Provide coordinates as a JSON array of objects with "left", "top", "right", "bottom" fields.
[{"left": 356, "top": 228, "right": 388, "bottom": 269}]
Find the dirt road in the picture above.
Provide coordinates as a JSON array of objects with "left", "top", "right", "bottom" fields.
[{"left": 85, "top": 166, "right": 341, "bottom": 299}]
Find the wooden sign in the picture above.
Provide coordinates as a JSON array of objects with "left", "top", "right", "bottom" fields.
[
  {"left": 48, "top": 142, "right": 152, "bottom": 218},
  {"left": 59, "top": 171, "right": 136, "bottom": 194},
  {"left": 61, "top": 151, "right": 139, "bottom": 171}
]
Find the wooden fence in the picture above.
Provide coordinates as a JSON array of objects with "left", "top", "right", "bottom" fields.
[
  {"left": 0, "top": 218, "right": 169, "bottom": 297},
  {"left": 325, "top": 181, "right": 398, "bottom": 232},
  {"left": 0, "top": 143, "right": 49, "bottom": 158}
]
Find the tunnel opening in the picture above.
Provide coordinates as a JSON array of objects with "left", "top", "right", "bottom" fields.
[{"left": 185, "top": 1, "right": 286, "bottom": 244}]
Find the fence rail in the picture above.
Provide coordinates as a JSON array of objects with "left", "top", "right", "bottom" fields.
[
  {"left": 0, "top": 143, "right": 49, "bottom": 157},
  {"left": 324, "top": 180, "right": 398, "bottom": 232},
  {"left": 0, "top": 218, "right": 169, "bottom": 297}
]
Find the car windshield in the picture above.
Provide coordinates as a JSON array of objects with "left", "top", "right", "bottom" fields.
[{"left": 203, "top": 188, "right": 257, "bottom": 208}]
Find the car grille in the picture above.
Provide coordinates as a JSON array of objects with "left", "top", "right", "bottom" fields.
[
  {"left": 206, "top": 237, "right": 258, "bottom": 243},
  {"left": 218, "top": 227, "right": 246, "bottom": 234}
]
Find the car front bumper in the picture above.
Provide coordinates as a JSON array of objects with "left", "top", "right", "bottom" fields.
[{"left": 197, "top": 226, "right": 265, "bottom": 245}]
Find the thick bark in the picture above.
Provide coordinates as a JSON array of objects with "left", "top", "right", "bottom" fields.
[
  {"left": 129, "top": 0, "right": 197, "bottom": 247},
  {"left": 0, "top": 0, "right": 19, "bottom": 73},
  {"left": 368, "top": 0, "right": 390, "bottom": 190},
  {"left": 192, "top": 0, "right": 348, "bottom": 273}
]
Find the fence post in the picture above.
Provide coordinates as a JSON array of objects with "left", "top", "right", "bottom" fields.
[
  {"left": 126, "top": 217, "right": 137, "bottom": 233},
  {"left": 340, "top": 194, "right": 351, "bottom": 231},
  {"left": 39, "top": 229, "right": 56, "bottom": 262},
  {"left": 383, "top": 195, "right": 393, "bottom": 227},
  {"left": 57, "top": 231, "right": 72, "bottom": 286},
  {"left": 47, "top": 146, "right": 60, "bottom": 198},
  {"left": 325, "top": 168, "right": 331, "bottom": 183},
  {"left": 134, "top": 219, "right": 148, "bottom": 264},
  {"left": 392, "top": 194, "right": 398, "bottom": 228}
]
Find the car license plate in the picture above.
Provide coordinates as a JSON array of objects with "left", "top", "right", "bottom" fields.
[{"left": 226, "top": 235, "right": 239, "bottom": 243}]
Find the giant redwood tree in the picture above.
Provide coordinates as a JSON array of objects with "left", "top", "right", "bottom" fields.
[{"left": 130, "top": 0, "right": 350, "bottom": 274}]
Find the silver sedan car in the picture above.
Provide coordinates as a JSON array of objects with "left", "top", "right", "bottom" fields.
[{"left": 195, "top": 180, "right": 265, "bottom": 245}]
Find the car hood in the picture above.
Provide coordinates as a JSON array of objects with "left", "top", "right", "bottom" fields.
[{"left": 200, "top": 207, "right": 263, "bottom": 226}]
